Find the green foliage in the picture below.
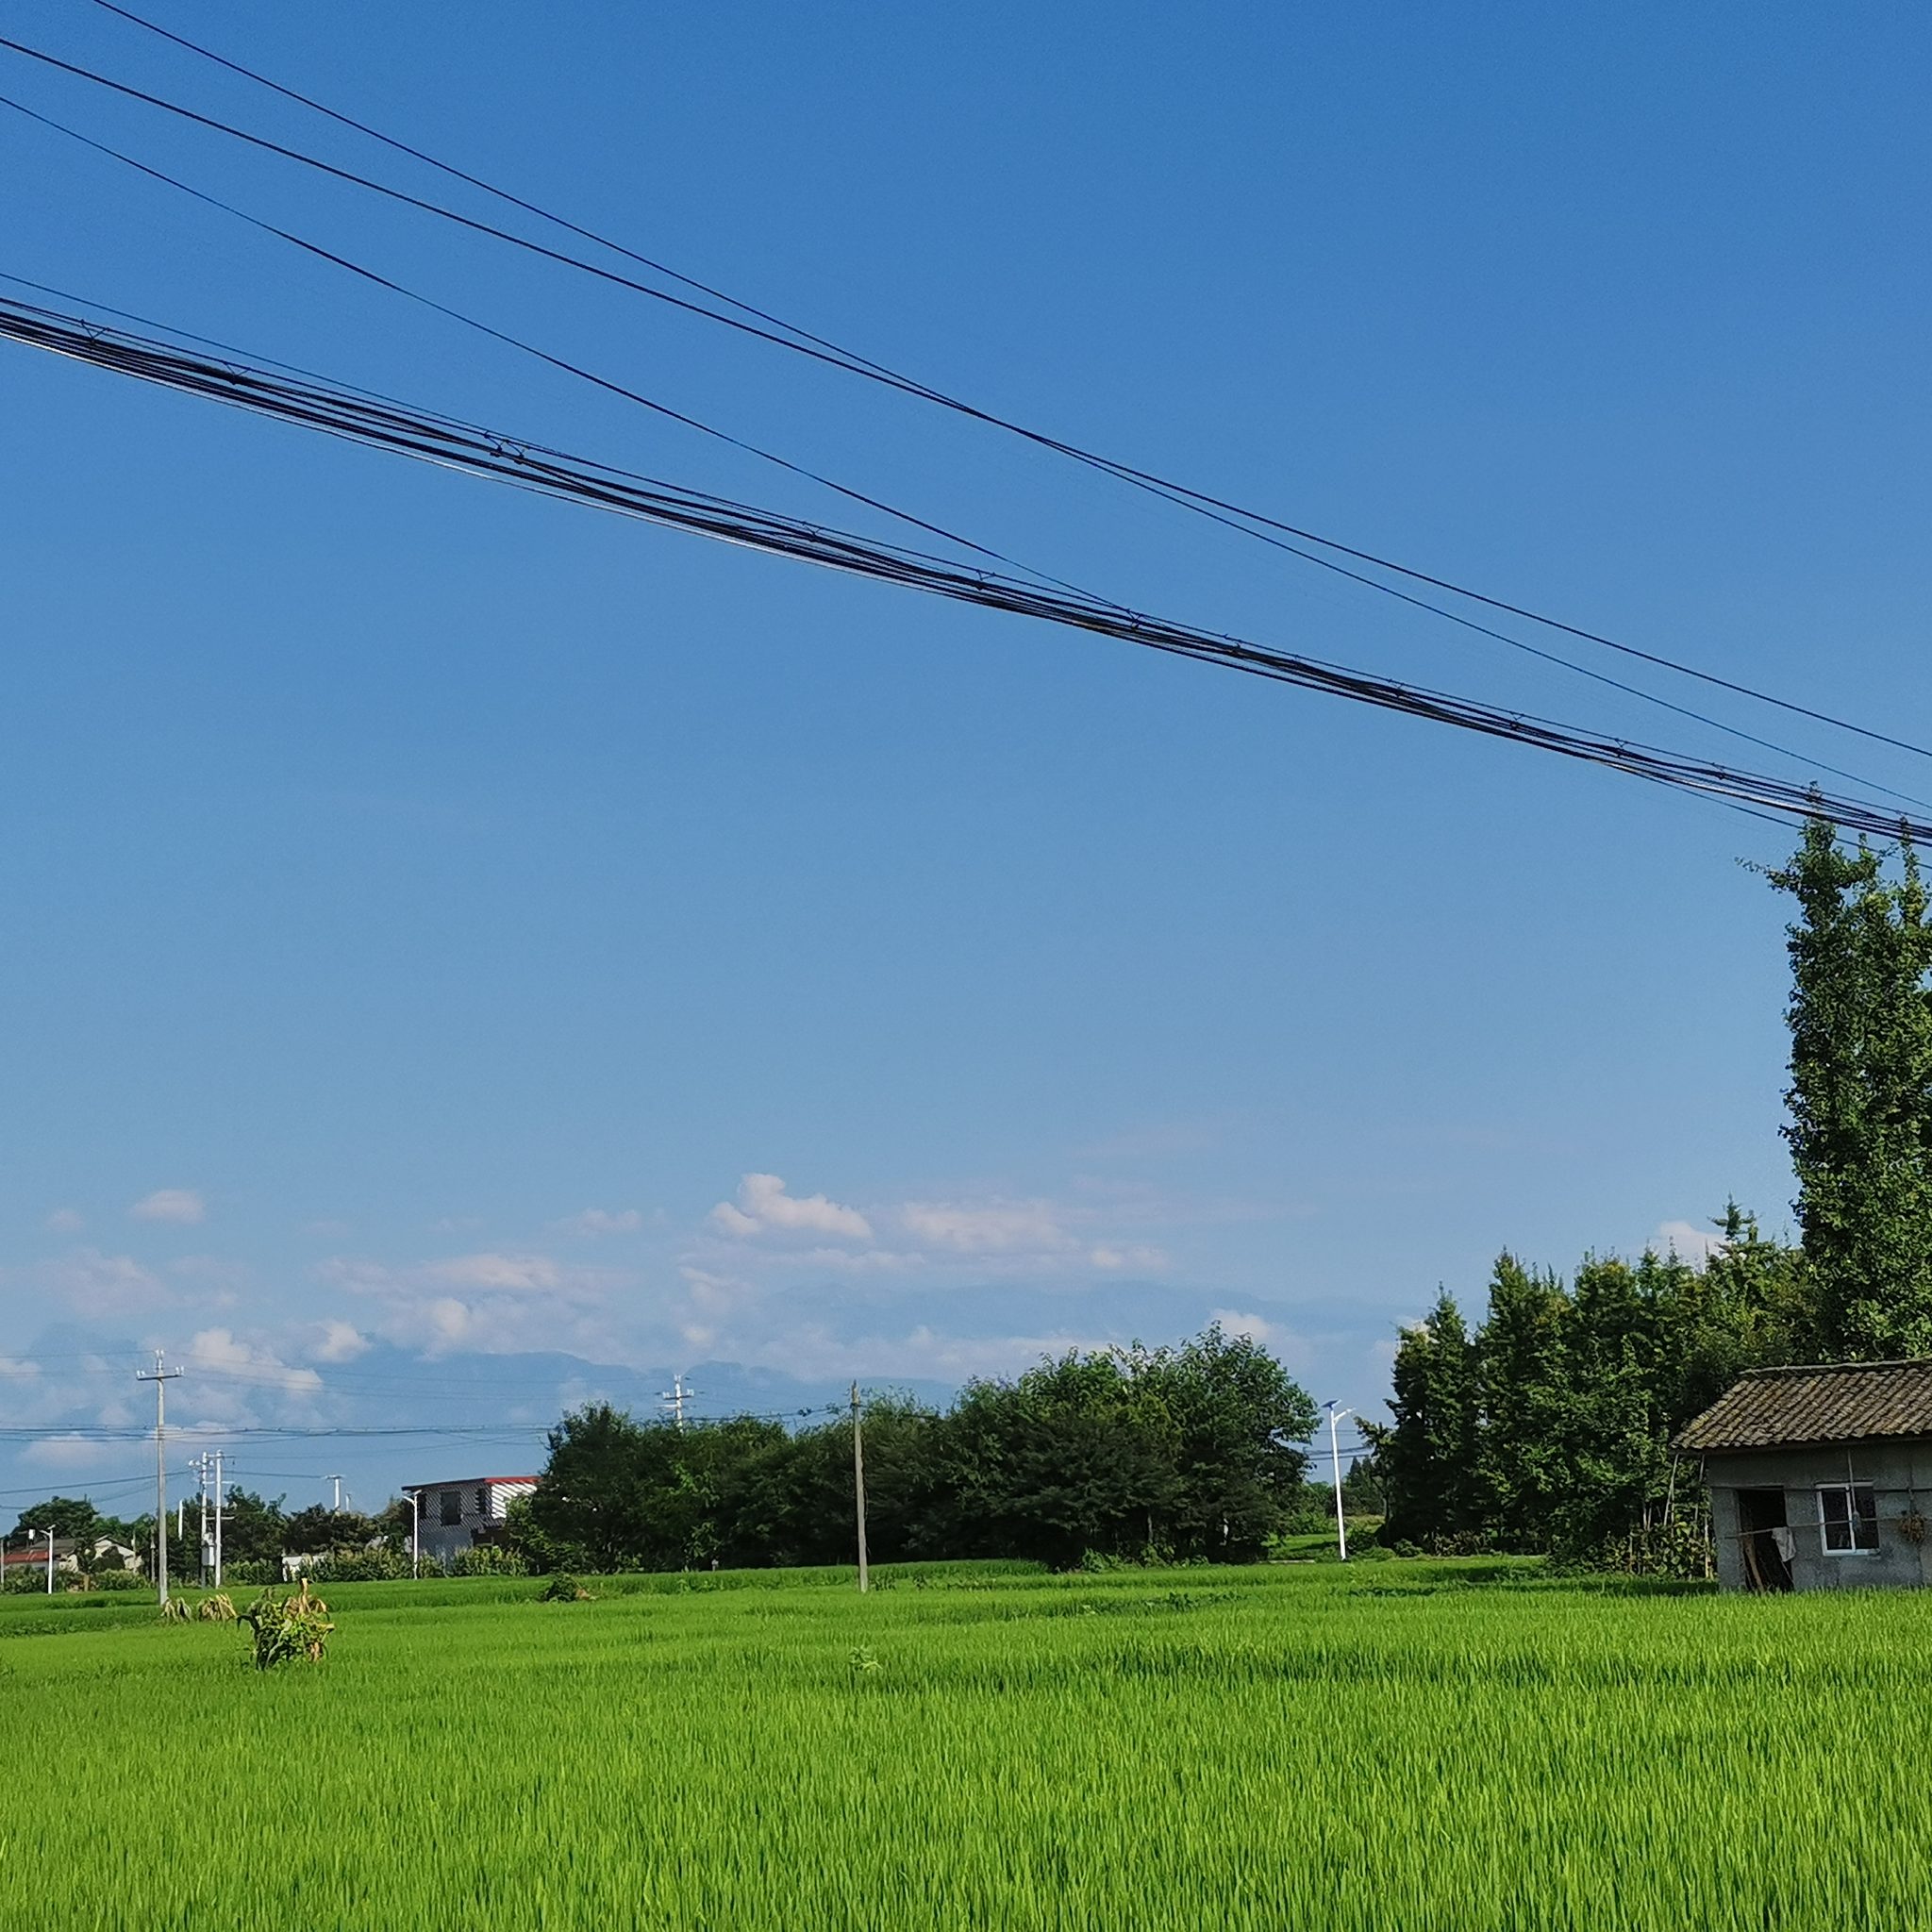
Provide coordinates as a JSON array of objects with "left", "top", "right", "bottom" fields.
[
  {"left": 1370, "top": 1213, "right": 1802, "bottom": 1561},
  {"left": 523, "top": 1327, "right": 1313, "bottom": 1574},
  {"left": 538, "top": 1574, "right": 591, "bottom": 1602},
  {"left": 281, "top": 1506, "right": 377, "bottom": 1557},
  {"left": 15, "top": 1559, "right": 1932, "bottom": 1925},
  {"left": 448, "top": 1543, "right": 529, "bottom": 1577},
  {"left": 14, "top": 1497, "right": 104, "bottom": 1542},
  {"left": 1771, "top": 821, "right": 1932, "bottom": 1357},
  {"left": 304, "top": 1548, "right": 411, "bottom": 1584},
  {"left": 240, "top": 1579, "right": 334, "bottom": 1668}
]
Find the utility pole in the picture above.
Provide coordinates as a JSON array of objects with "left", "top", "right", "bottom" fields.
[
  {"left": 851, "top": 1382, "right": 869, "bottom": 1595},
  {"left": 192, "top": 1453, "right": 210, "bottom": 1585},
  {"left": 1324, "top": 1401, "right": 1353, "bottom": 1562},
  {"left": 211, "top": 1448, "right": 225, "bottom": 1589},
  {"left": 328, "top": 1474, "right": 343, "bottom": 1514},
  {"left": 659, "top": 1374, "right": 696, "bottom": 1431},
  {"left": 43, "top": 1526, "right": 55, "bottom": 1596},
  {"left": 135, "top": 1352, "right": 182, "bottom": 1607}
]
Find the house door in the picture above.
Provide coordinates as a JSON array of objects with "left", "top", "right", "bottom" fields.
[{"left": 1737, "top": 1488, "right": 1793, "bottom": 1591}]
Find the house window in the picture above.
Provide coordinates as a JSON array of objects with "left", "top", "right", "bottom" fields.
[
  {"left": 1818, "top": 1483, "right": 1879, "bottom": 1554},
  {"left": 440, "top": 1489, "right": 462, "bottom": 1527},
  {"left": 475, "top": 1486, "right": 488, "bottom": 1517}
]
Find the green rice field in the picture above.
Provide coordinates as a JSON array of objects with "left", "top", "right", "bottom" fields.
[{"left": 4, "top": 1557, "right": 1925, "bottom": 1929}]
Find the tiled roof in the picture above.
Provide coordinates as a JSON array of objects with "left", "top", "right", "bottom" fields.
[{"left": 1676, "top": 1359, "right": 1932, "bottom": 1452}]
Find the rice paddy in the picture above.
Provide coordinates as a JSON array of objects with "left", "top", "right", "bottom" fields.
[{"left": 3, "top": 1557, "right": 1924, "bottom": 1929}]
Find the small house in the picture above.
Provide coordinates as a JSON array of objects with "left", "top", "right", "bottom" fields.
[
  {"left": 1677, "top": 1359, "right": 1932, "bottom": 1591},
  {"left": 403, "top": 1474, "right": 539, "bottom": 1567}
]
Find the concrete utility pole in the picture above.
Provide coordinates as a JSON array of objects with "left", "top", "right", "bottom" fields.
[
  {"left": 404, "top": 1490, "right": 420, "bottom": 1580},
  {"left": 659, "top": 1374, "right": 695, "bottom": 1432},
  {"left": 851, "top": 1382, "right": 869, "bottom": 1595},
  {"left": 329, "top": 1474, "right": 343, "bottom": 1514},
  {"left": 1324, "top": 1401, "right": 1353, "bottom": 1562},
  {"left": 43, "top": 1527, "right": 55, "bottom": 1596},
  {"left": 211, "top": 1448, "right": 225, "bottom": 1590},
  {"left": 135, "top": 1353, "right": 182, "bottom": 1607},
  {"left": 192, "top": 1452, "right": 210, "bottom": 1585}
]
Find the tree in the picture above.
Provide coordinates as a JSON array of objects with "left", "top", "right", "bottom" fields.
[
  {"left": 282, "top": 1505, "right": 376, "bottom": 1556},
  {"left": 1473, "top": 1256, "right": 1569, "bottom": 1550},
  {"left": 218, "top": 1491, "right": 291, "bottom": 1569},
  {"left": 13, "top": 1496, "right": 104, "bottom": 1544},
  {"left": 1371, "top": 1291, "right": 1480, "bottom": 1546},
  {"left": 1771, "top": 821, "right": 1932, "bottom": 1357}
]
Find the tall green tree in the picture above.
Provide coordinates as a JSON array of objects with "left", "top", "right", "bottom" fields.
[
  {"left": 1373, "top": 1291, "right": 1481, "bottom": 1546},
  {"left": 1772, "top": 820, "right": 1932, "bottom": 1357},
  {"left": 1473, "top": 1256, "right": 1569, "bottom": 1550}
]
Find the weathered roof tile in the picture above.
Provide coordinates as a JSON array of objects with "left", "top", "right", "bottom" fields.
[{"left": 1676, "top": 1359, "right": 1932, "bottom": 1452}]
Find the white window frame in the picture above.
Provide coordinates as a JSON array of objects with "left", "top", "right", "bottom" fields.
[{"left": 1817, "top": 1481, "right": 1880, "bottom": 1556}]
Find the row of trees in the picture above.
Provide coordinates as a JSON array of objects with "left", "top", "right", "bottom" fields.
[
  {"left": 1371, "top": 1207, "right": 1801, "bottom": 1557},
  {"left": 517, "top": 1326, "right": 1316, "bottom": 1572},
  {"left": 4, "top": 1491, "right": 409, "bottom": 1585},
  {"left": 1373, "top": 821, "right": 1932, "bottom": 1560}
]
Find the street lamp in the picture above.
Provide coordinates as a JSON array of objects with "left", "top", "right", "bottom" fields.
[{"left": 1324, "top": 1401, "right": 1354, "bottom": 1562}]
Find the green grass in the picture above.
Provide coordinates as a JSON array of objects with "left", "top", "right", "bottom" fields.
[{"left": 2, "top": 1557, "right": 1924, "bottom": 1928}]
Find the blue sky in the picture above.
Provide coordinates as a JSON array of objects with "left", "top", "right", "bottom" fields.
[{"left": 4, "top": 1, "right": 1930, "bottom": 1516}]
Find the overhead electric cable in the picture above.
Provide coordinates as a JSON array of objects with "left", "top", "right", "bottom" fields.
[
  {"left": 0, "top": 83, "right": 1104, "bottom": 606},
  {"left": 31, "top": 10, "right": 1932, "bottom": 765},
  {"left": 1, "top": 291, "right": 1920, "bottom": 843},
  {"left": 8, "top": 112, "right": 1877, "bottom": 806}
]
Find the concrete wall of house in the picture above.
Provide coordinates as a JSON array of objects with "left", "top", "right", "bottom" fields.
[
  {"left": 410, "top": 1480, "right": 537, "bottom": 1566},
  {"left": 1706, "top": 1441, "right": 1932, "bottom": 1591}
]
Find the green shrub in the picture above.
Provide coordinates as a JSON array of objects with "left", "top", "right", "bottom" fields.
[
  {"left": 240, "top": 1580, "right": 333, "bottom": 1668},
  {"left": 538, "top": 1574, "right": 591, "bottom": 1603},
  {"left": 306, "top": 1548, "right": 411, "bottom": 1584},
  {"left": 450, "top": 1544, "right": 529, "bottom": 1577}
]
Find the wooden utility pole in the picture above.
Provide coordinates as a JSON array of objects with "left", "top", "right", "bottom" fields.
[{"left": 851, "top": 1381, "right": 869, "bottom": 1594}]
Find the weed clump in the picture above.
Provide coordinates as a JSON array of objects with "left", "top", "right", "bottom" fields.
[
  {"left": 539, "top": 1574, "right": 593, "bottom": 1603},
  {"left": 241, "top": 1578, "right": 333, "bottom": 1668}
]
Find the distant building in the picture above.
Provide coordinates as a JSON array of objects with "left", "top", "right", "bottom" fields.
[
  {"left": 1679, "top": 1360, "right": 1932, "bottom": 1591},
  {"left": 403, "top": 1475, "right": 539, "bottom": 1567},
  {"left": 0, "top": 1536, "right": 140, "bottom": 1580}
]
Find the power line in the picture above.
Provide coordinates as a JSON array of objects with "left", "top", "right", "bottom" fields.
[
  {"left": 0, "top": 79, "right": 1106, "bottom": 609},
  {"left": 37, "top": 8, "right": 1932, "bottom": 768},
  {"left": 1, "top": 291, "right": 1919, "bottom": 842}
]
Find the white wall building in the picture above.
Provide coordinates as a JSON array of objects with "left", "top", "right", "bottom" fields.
[{"left": 404, "top": 1475, "right": 539, "bottom": 1567}]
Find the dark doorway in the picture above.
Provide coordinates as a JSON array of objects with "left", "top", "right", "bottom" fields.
[{"left": 1738, "top": 1488, "right": 1794, "bottom": 1591}]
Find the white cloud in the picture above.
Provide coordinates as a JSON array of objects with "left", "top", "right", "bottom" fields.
[
  {"left": 43, "top": 1208, "right": 84, "bottom": 1234},
  {"left": 1654, "top": 1219, "right": 1726, "bottom": 1263},
  {"left": 1207, "top": 1308, "right": 1306, "bottom": 1363},
  {"left": 23, "top": 1434, "right": 124, "bottom": 1473},
  {"left": 556, "top": 1208, "right": 643, "bottom": 1236},
  {"left": 898, "top": 1198, "right": 1070, "bottom": 1254},
  {"left": 310, "top": 1319, "right": 370, "bottom": 1363},
  {"left": 1089, "top": 1244, "right": 1167, "bottom": 1272},
  {"left": 131, "top": 1189, "right": 205, "bottom": 1225},
  {"left": 709, "top": 1174, "right": 872, "bottom": 1242},
  {"left": 741, "top": 1322, "right": 1101, "bottom": 1383},
  {"left": 425, "top": 1252, "right": 562, "bottom": 1292},
  {"left": 185, "top": 1327, "right": 324, "bottom": 1397},
  {"left": 45, "top": 1248, "right": 171, "bottom": 1316}
]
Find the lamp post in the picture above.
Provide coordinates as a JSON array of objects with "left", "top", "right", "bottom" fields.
[{"left": 1324, "top": 1401, "right": 1354, "bottom": 1561}]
